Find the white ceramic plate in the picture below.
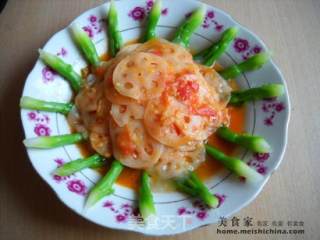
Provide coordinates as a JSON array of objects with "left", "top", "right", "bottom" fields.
[{"left": 21, "top": 0, "right": 290, "bottom": 236}]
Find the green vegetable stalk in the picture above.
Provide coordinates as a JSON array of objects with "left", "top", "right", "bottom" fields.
[
  {"left": 229, "top": 84, "right": 285, "bottom": 105},
  {"left": 20, "top": 96, "right": 73, "bottom": 115},
  {"left": 54, "top": 154, "right": 105, "bottom": 176},
  {"left": 70, "top": 23, "right": 100, "bottom": 67},
  {"left": 85, "top": 160, "right": 124, "bottom": 208},
  {"left": 39, "top": 49, "right": 83, "bottom": 92},
  {"left": 175, "top": 172, "right": 219, "bottom": 208},
  {"left": 107, "top": 0, "right": 123, "bottom": 57},
  {"left": 172, "top": 5, "right": 206, "bottom": 48},
  {"left": 194, "top": 26, "right": 239, "bottom": 66},
  {"left": 217, "top": 126, "right": 271, "bottom": 153},
  {"left": 218, "top": 52, "right": 271, "bottom": 80},
  {"left": 139, "top": 171, "right": 156, "bottom": 220},
  {"left": 205, "top": 144, "right": 264, "bottom": 183},
  {"left": 143, "top": 0, "right": 162, "bottom": 42},
  {"left": 23, "top": 133, "right": 85, "bottom": 149}
]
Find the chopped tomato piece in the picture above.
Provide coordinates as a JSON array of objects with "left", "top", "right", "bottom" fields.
[
  {"left": 195, "top": 106, "right": 217, "bottom": 117},
  {"left": 172, "top": 123, "right": 182, "bottom": 136},
  {"left": 177, "top": 80, "right": 199, "bottom": 101},
  {"left": 149, "top": 49, "right": 163, "bottom": 56}
]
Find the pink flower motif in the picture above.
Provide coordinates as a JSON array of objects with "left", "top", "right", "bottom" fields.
[
  {"left": 275, "top": 102, "right": 285, "bottom": 112},
  {"left": 234, "top": 38, "right": 250, "bottom": 53},
  {"left": 83, "top": 26, "right": 93, "bottom": 38},
  {"left": 178, "top": 207, "right": 186, "bottom": 215},
  {"left": 129, "top": 7, "right": 146, "bottom": 21},
  {"left": 253, "top": 45, "right": 262, "bottom": 54},
  {"left": 201, "top": 11, "right": 223, "bottom": 32},
  {"left": 67, "top": 179, "right": 87, "bottom": 196},
  {"left": 103, "top": 200, "right": 113, "bottom": 208},
  {"left": 53, "top": 175, "right": 63, "bottom": 183},
  {"left": 116, "top": 214, "right": 127, "bottom": 222},
  {"left": 57, "top": 47, "right": 67, "bottom": 57},
  {"left": 261, "top": 100, "right": 285, "bottom": 126},
  {"left": 44, "top": 115, "right": 50, "bottom": 123},
  {"left": 132, "top": 208, "right": 141, "bottom": 217},
  {"left": 262, "top": 103, "right": 269, "bottom": 112},
  {"left": 214, "top": 193, "right": 227, "bottom": 208},
  {"left": 203, "top": 23, "right": 210, "bottom": 29},
  {"left": 54, "top": 158, "right": 65, "bottom": 166},
  {"left": 257, "top": 166, "right": 267, "bottom": 175},
  {"left": 103, "top": 201, "right": 143, "bottom": 224},
  {"left": 161, "top": 8, "right": 168, "bottom": 16},
  {"left": 42, "top": 66, "right": 56, "bottom": 82},
  {"left": 207, "top": 11, "right": 214, "bottom": 19},
  {"left": 34, "top": 123, "right": 51, "bottom": 136},
  {"left": 264, "top": 117, "right": 273, "bottom": 126},
  {"left": 196, "top": 211, "right": 208, "bottom": 220},
  {"left": 253, "top": 153, "right": 270, "bottom": 161},
  {"left": 177, "top": 194, "right": 225, "bottom": 222},
  {"left": 248, "top": 151, "right": 269, "bottom": 175},
  {"left": 121, "top": 203, "right": 131, "bottom": 209},
  {"left": 146, "top": 0, "right": 154, "bottom": 8},
  {"left": 28, "top": 112, "right": 37, "bottom": 121},
  {"left": 53, "top": 174, "right": 70, "bottom": 182},
  {"left": 215, "top": 24, "right": 223, "bottom": 32},
  {"left": 89, "top": 15, "right": 97, "bottom": 23}
]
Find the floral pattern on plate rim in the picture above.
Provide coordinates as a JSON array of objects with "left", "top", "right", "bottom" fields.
[
  {"left": 248, "top": 153, "right": 270, "bottom": 175},
  {"left": 82, "top": 15, "right": 105, "bottom": 38},
  {"left": 103, "top": 201, "right": 143, "bottom": 223},
  {"left": 129, "top": 0, "right": 169, "bottom": 21},
  {"left": 27, "top": 111, "right": 51, "bottom": 136},
  {"left": 233, "top": 38, "right": 262, "bottom": 60},
  {"left": 52, "top": 158, "right": 88, "bottom": 196},
  {"left": 178, "top": 194, "right": 226, "bottom": 221},
  {"left": 262, "top": 98, "right": 285, "bottom": 126}
]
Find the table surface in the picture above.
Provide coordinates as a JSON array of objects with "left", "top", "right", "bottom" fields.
[{"left": 0, "top": 0, "right": 319, "bottom": 239}]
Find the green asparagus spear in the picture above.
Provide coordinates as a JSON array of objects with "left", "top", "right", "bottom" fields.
[
  {"left": 107, "top": 0, "right": 123, "bottom": 57},
  {"left": 142, "top": 0, "right": 162, "bottom": 42},
  {"left": 39, "top": 49, "right": 83, "bottom": 92},
  {"left": 217, "top": 126, "right": 271, "bottom": 153},
  {"left": 218, "top": 52, "right": 271, "bottom": 80},
  {"left": 229, "top": 84, "right": 285, "bottom": 105},
  {"left": 175, "top": 172, "right": 219, "bottom": 208},
  {"left": 23, "top": 133, "right": 85, "bottom": 149},
  {"left": 172, "top": 5, "right": 206, "bottom": 48},
  {"left": 20, "top": 96, "right": 73, "bottom": 115},
  {"left": 194, "top": 27, "right": 239, "bottom": 66},
  {"left": 70, "top": 23, "right": 100, "bottom": 67},
  {"left": 139, "top": 171, "right": 156, "bottom": 220},
  {"left": 90, "top": 159, "right": 107, "bottom": 169},
  {"left": 205, "top": 144, "right": 264, "bottom": 183},
  {"left": 54, "top": 154, "right": 105, "bottom": 176},
  {"left": 174, "top": 179, "right": 198, "bottom": 196},
  {"left": 85, "top": 159, "right": 124, "bottom": 208}
]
